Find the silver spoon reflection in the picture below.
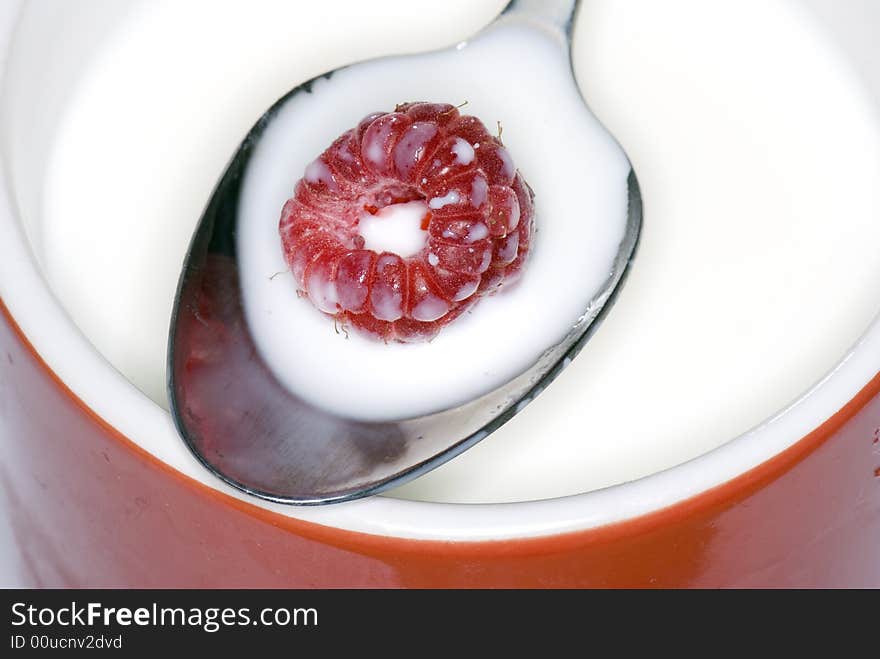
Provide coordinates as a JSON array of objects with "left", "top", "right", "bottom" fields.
[{"left": 168, "top": 0, "right": 642, "bottom": 504}]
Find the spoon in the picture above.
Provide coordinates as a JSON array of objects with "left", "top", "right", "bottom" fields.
[{"left": 168, "top": 0, "right": 642, "bottom": 504}]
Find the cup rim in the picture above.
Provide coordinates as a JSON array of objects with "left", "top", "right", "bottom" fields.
[{"left": 1, "top": 0, "right": 879, "bottom": 542}]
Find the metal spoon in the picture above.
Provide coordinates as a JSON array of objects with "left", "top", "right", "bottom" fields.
[{"left": 168, "top": 0, "right": 642, "bottom": 504}]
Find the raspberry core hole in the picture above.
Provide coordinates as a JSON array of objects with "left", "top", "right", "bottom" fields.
[{"left": 357, "top": 199, "right": 430, "bottom": 258}]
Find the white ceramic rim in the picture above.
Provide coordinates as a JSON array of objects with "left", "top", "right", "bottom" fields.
[{"left": 0, "top": 0, "right": 878, "bottom": 542}]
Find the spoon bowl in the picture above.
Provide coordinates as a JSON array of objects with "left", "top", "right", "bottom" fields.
[{"left": 168, "top": 0, "right": 642, "bottom": 504}]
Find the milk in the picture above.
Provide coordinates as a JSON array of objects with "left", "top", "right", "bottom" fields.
[
  {"left": 235, "top": 20, "right": 630, "bottom": 420},
  {"left": 37, "top": 0, "right": 880, "bottom": 503},
  {"left": 357, "top": 201, "right": 430, "bottom": 258}
]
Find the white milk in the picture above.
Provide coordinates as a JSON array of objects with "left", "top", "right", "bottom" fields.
[
  {"left": 236, "top": 20, "right": 630, "bottom": 420},
  {"left": 38, "top": 0, "right": 880, "bottom": 503},
  {"left": 357, "top": 201, "right": 429, "bottom": 258}
]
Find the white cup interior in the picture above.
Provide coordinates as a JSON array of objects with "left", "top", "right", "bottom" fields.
[{"left": 1, "top": 0, "right": 879, "bottom": 540}]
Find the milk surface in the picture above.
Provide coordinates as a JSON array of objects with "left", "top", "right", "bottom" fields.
[
  {"left": 38, "top": 0, "right": 880, "bottom": 502},
  {"left": 236, "top": 21, "right": 630, "bottom": 420},
  {"left": 357, "top": 201, "right": 429, "bottom": 258}
]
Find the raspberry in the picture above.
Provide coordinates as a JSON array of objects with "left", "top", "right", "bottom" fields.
[{"left": 279, "top": 102, "right": 534, "bottom": 342}]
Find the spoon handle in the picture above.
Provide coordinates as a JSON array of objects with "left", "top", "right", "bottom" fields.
[{"left": 500, "top": 0, "right": 579, "bottom": 37}]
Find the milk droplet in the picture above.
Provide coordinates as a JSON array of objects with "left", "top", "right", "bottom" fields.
[
  {"left": 428, "top": 190, "right": 461, "bottom": 209},
  {"left": 466, "top": 222, "right": 489, "bottom": 243},
  {"left": 451, "top": 137, "right": 475, "bottom": 165}
]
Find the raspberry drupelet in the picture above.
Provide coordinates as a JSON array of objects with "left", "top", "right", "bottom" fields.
[{"left": 278, "top": 102, "right": 534, "bottom": 342}]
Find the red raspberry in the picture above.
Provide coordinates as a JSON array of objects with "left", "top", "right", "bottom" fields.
[{"left": 279, "top": 102, "right": 534, "bottom": 342}]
